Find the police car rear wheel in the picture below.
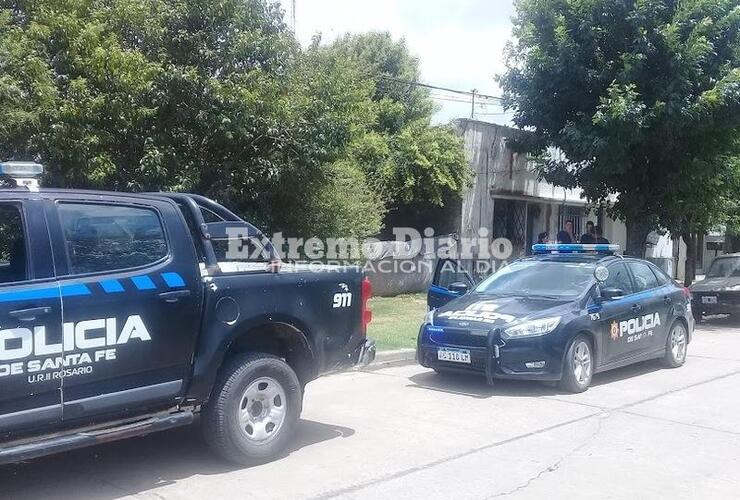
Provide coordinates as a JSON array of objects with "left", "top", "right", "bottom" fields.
[
  {"left": 559, "top": 336, "right": 593, "bottom": 393},
  {"left": 664, "top": 322, "right": 688, "bottom": 368},
  {"left": 202, "top": 352, "right": 302, "bottom": 465}
]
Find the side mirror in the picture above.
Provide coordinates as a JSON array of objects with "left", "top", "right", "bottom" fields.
[
  {"left": 448, "top": 282, "right": 470, "bottom": 295},
  {"left": 599, "top": 287, "right": 624, "bottom": 301}
]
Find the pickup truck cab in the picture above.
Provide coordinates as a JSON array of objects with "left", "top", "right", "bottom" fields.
[{"left": 0, "top": 162, "right": 374, "bottom": 465}]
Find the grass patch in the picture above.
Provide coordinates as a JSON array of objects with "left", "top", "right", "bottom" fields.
[{"left": 367, "top": 292, "right": 427, "bottom": 351}]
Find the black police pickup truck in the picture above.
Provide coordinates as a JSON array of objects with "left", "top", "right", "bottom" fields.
[
  {"left": 0, "top": 162, "right": 374, "bottom": 465},
  {"left": 420, "top": 244, "right": 694, "bottom": 392}
]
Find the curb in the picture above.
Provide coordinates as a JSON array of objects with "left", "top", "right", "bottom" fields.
[{"left": 361, "top": 348, "right": 417, "bottom": 371}]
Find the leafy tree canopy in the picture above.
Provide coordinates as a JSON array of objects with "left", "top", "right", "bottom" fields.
[
  {"left": 319, "top": 32, "right": 470, "bottom": 209},
  {"left": 500, "top": 0, "right": 740, "bottom": 254},
  {"left": 0, "top": 1, "right": 467, "bottom": 239}
]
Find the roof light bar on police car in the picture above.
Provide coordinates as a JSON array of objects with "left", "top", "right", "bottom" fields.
[
  {"left": 532, "top": 243, "right": 621, "bottom": 254},
  {"left": 0, "top": 161, "right": 44, "bottom": 191}
]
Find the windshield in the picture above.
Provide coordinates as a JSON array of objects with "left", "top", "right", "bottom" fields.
[
  {"left": 475, "top": 260, "right": 596, "bottom": 298},
  {"left": 706, "top": 257, "right": 740, "bottom": 278}
]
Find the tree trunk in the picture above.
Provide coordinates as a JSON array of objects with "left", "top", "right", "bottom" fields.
[
  {"left": 625, "top": 219, "right": 650, "bottom": 258},
  {"left": 683, "top": 232, "right": 697, "bottom": 287},
  {"left": 727, "top": 234, "right": 740, "bottom": 253}
]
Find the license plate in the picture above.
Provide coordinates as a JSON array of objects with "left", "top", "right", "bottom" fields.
[
  {"left": 437, "top": 348, "right": 471, "bottom": 364},
  {"left": 702, "top": 295, "right": 718, "bottom": 304}
]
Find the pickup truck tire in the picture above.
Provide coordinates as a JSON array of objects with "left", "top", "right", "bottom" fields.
[{"left": 202, "top": 352, "right": 302, "bottom": 465}]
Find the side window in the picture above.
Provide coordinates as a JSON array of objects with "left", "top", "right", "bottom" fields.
[
  {"left": 649, "top": 263, "right": 670, "bottom": 285},
  {"left": 435, "top": 260, "right": 473, "bottom": 288},
  {"left": 199, "top": 206, "right": 223, "bottom": 223},
  {"left": 0, "top": 204, "right": 28, "bottom": 284},
  {"left": 629, "top": 261, "right": 660, "bottom": 292},
  {"left": 58, "top": 203, "right": 168, "bottom": 275},
  {"left": 604, "top": 262, "right": 635, "bottom": 295}
]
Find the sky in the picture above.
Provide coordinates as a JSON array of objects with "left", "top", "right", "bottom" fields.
[{"left": 279, "top": 0, "right": 517, "bottom": 125}]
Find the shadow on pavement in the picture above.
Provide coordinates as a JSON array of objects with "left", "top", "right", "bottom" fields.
[
  {"left": 408, "top": 358, "right": 670, "bottom": 399},
  {"left": 696, "top": 314, "right": 740, "bottom": 333},
  {"left": 0, "top": 418, "right": 355, "bottom": 500}
]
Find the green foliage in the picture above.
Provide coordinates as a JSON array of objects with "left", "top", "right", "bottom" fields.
[
  {"left": 320, "top": 32, "right": 470, "bottom": 210},
  {"left": 500, "top": 0, "right": 740, "bottom": 238},
  {"left": 0, "top": 2, "right": 468, "bottom": 240}
]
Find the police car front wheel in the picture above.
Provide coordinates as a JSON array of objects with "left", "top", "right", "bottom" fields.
[
  {"left": 202, "top": 352, "right": 302, "bottom": 465},
  {"left": 559, "top": 336, "right": 593, "bottom": 393}
]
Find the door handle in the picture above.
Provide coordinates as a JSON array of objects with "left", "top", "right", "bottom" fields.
[
  {"left": 9, "top": 306, "right": 52, "bottom": 321},
  {"left": 631, "top": 304, "right": 643, "bottom": 313},
  {"left": 158, "top": 290, "right": 191, "bottom": 303}
]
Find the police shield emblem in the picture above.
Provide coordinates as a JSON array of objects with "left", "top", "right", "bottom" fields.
[{"left": 610, "top": 321, "right": 619, "bottom": 340}]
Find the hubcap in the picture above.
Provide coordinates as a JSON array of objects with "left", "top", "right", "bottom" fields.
[
  {"left": 670, "top": 325, "right": 687, "bottom": 362},
  {"left": 573, "top": 341, "right": 592, "bottom": 385},
  {"left": 238, "top": 377, "right": 287, "bottom": 443}
]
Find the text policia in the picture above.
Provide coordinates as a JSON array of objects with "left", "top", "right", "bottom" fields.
[{"left": 0, "top": 315, "right": 151, "bottom": 381}]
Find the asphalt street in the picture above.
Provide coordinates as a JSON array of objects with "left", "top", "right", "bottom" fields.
[{"left": 2, "top": 316, "right": 739, "bottom": 500}]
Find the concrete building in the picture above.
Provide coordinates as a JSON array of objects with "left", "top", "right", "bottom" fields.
[
  {"left": 452, "top": 119, "right": 727, "bottom": 282},
  {"left": 454, "top": 119, "right": 626, "bottom": 276}
]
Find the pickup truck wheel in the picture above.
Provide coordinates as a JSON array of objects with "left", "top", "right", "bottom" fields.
[{"left": 202, "top": 353, "right": 301, "bottom": 465}]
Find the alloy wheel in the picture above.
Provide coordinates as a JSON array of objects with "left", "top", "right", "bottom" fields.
[
  {"left": 573, "top": 341, "right": 592, "bottom": 385},
  {"left": 670, "top": 324, "right": 687, "bottom": 363}
]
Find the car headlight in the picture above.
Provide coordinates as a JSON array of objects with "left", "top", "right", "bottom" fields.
[
  {"left": 503, "top": 317, "right": 561, "bottom": 339},
  {"left": 423, "top": 309, "right": 435, "bottom": 326}
]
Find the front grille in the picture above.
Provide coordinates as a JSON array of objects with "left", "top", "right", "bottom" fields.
[{"left": 429, "top": 328, "right": 489, "bottom": 347}]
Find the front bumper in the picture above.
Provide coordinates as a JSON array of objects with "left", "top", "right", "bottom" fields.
[{"left": 417, "top": 325, "right": 564, "bottom": 384}]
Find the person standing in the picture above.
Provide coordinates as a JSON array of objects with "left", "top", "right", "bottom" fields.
[
  {"left": 556, "top": 220, "right": 575, "bottom": 243},
  {"left": 537, "top": 232, "right": 549, "bottom": 244},
  {"left": 581, "top": 221, "right": 595, "bottom": 244}
]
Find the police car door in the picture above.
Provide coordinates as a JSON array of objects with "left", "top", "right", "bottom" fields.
[
  {"left": 595, "top": 262, "right": 639, "bottom": 364},
  {"left": 0, "top": 199, "right": 64, "bottom": 435},
  {"left": 626, "top": 261, "right": 670, "bottom": 354},
  {"left": 428, "top": 259, "right": 475, "bottom": 309},
  {"left": 50, "top": 196, "right": 202, "bottom": 422}
]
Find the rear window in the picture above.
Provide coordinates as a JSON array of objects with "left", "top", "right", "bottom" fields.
[{"left": 58, "top": 203, "right": 168, "bottom": 275}]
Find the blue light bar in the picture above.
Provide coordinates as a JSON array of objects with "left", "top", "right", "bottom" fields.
[{"left": 532, "top": 243, "right": 621, "bottom": 254}]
